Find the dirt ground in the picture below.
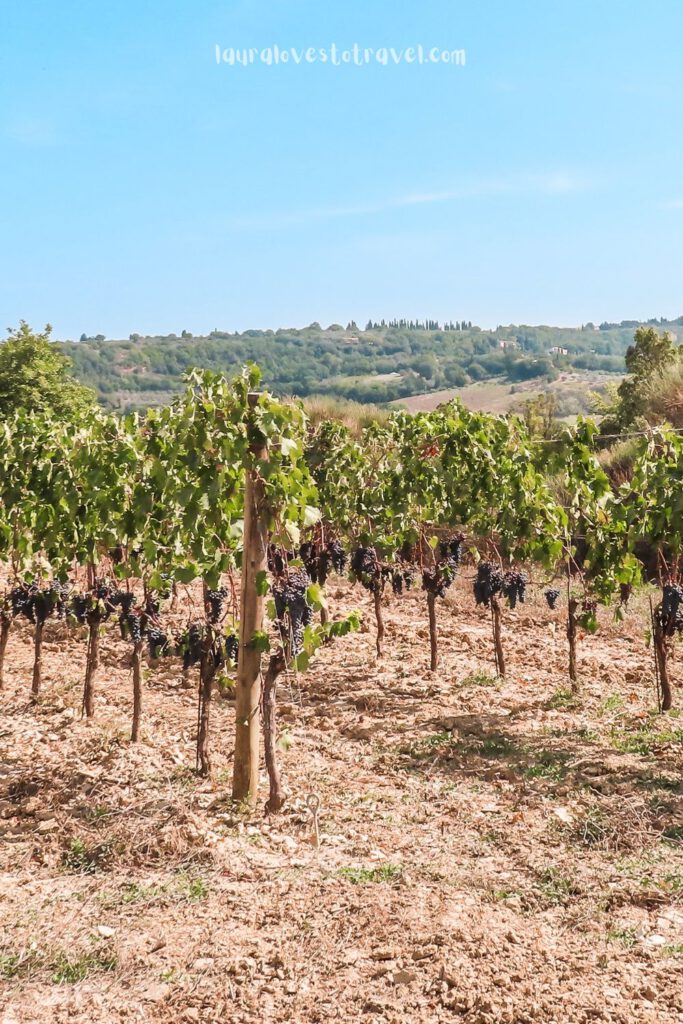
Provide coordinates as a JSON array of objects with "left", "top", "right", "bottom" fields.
[{"left": 1, "top": 576, "right": 683, "bottom": 1023}]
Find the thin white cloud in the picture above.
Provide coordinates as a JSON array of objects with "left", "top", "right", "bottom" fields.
[
  {"left": 232, "top": 171, "right": 589, "bottom": 229},
  {"left": 663, "top": 198, "right": 683, "bottom": 210}
]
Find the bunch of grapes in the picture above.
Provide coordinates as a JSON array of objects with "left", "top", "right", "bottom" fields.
[
  {"left": 52, "top": 581, "right": 71, "bottom": 620},
  {"left": 144, "top": 593, "right": 162, "bottom": 619},
  {"left": 544, "top": 589, "right": 560, "bottom": 610},
  {"left": 93, "top": 578, "right": 113, "bottom": 602},
  {"left": 578, "top": 599, "right": 599, "bottom": 632},
  {"left": 661, "top": 584, "right": 683, "bottom": 622},
  {"left": 207, "top": 587, "right": 228, "bottom": 624},
  {"left": 110, "top": 545, "right": 125, "bottom": 565},
  {"left": 10, "top": 582, "right": 65, "bottom": 625},
  {"left": 68, "top": 581, "right": 115, "bottom": 626},
  {"left": 502, "top": 570, "right": 527, "bottom": 609},
  {"left": 324, "top": 540, "right": 347, "bottom": 576},
  {"left": 391, "top": 566, "right": 416, "bottom": 595},
  {"left": 351, "top": 547, "right": 383, "bottom": 594},
  {"left": 70, "top": 594, "right": 90, "bottom": 625},
  {"left": 473, "top": 562, "right": 505, "bottom": 607},
  {"left": 224, "top": 631, "right": 239, "bottom": 665},
  {"left": 619, "top": 583, "right": 632, "bottom": 607},
  {"left": 10, "top": 584, "right": 30, "bottom": 618},
  {"left": 175, "top": 624, "right": 204, "bottom": 669},
  {"left": 300, "top": 542, "right": 320, "bottom": 582},
  {"left": 268, "top": 544, "right": 293, "bottom": 577},
  {"left": 111, "top": 590, "right": 136, "bottom": 615},
  {"left": 272, "top": 568, "right": 313, "bottom": 656},
  {"left": 439, "top": 533, "right": 465, "bottom": 566},
  {"left": 121, "top": 611, "right": 143, "bottom": 643},
  {"left": 147, "top": 627, "right": 170, "bottom": 659},
  {"left": 422, "top": 561, "right": 457, "bottom": 598}
]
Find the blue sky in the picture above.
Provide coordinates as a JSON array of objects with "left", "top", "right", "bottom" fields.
[{"left": 1, "top": 1, "right": 682, "bottom": 339}]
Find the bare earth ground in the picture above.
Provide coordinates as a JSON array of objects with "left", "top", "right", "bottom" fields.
[{"left": 1, "top": 577, "right": 683, "bottom": 1023}]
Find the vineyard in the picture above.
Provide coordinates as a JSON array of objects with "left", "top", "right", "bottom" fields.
[{"left": 2, "top": 366, "right": 683, "bottom": 1022}]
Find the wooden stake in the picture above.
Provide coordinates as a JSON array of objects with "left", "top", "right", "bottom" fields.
[{"left": 232, "top": 393, "right": 268, "bottom": 805}]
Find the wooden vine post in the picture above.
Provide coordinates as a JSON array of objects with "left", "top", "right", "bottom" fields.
[
  {"left": 232, "top": 394, "right": 269, "bottom": 805},
  {"left": 491, "top": 595, "right": 506, "bottom": 678},
  {"left": 567, "top": 597, "right": 579, "bottom": 690},
  {"left": 0, "top": 613, "right": 9, "bottom": 690},
  {"left": 427, "top": 592, "right": 438, "bottom": 672}
]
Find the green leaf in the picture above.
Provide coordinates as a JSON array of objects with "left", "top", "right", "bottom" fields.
[
  {"left": 249, "top": 630, "right": 270, "bottom": 653},
  {"left": 255, "top": 570, "right": 269, "bottom": 596}
]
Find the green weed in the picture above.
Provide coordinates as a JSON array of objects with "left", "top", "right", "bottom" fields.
[{"left": 338, "top": 864, "right": 402, "bottom": 884}]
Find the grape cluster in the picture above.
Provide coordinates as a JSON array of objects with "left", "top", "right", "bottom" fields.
[
  {"left": 268, "top": 544, "right": 293, "bottom": 577},
  {"left": 544, "top": 589, "right": 560, "bottom": 610},
  {"left": 473, "top": 563, "right": 505, "bottom": 607},
  {"left": 391, "top": 566, "right": 416, "bottom": 595},
  {"left": 224, "top": 631, "right": 239, "bottom": 665},
  {"left": 300, "top": 542, "right": 319, "bottom": 581},
  {"left": 112, "top": 591, "right": 136, "bottom": 615},
  {"left": 9, "top": 582, "right": 66, "bottom": 625},
  {"left": 110, "top": 545, "right": 125, "bottom": 565},
  {"left": 662, "top": 584, "right": 683, "bottom": 621},
  {"left": 422, "top": 561, "right": 457, "bottom": 598},
  {"left": 272, "top": 569, "right": 313, "bottom": 655},
  {"left": 207, "top": 588, "right": 228, "bottom": 624},
  {"left": 439, "top": 534, "right": 465, "bottom": 566},
  {"left": 299, "top": 540, "right": 348, "bottom": 584},
  {"left": 502, "top": 570, "right": 527, "bottom": 609},
  {"left": 10, "top": 585, "right": 30, "bottom": 618},
  {"left": 581, "top": 599, "right": 598, "bottom": 615},
  {"left": 177, "top": 624, "right": 203, "bottom": 669},
  {"left": 120, "top": 611, "right": 143, "bottom": 643},
  {"left": 324, "top": 540, "right": 347, "bottom": 576},
  {"left": 619, "top": 583, "right": 632, "bottom": 607},
  {"left": 147, "top": 627, "right": 170, "bottom": 659},
  {"left": 351, "top": 547, "right": 383, "bottom": 594},
  {"left": 70, "top": 594, "right": 90, "bottom": 625}
]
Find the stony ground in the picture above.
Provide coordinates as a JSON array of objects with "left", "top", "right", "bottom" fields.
[{"left": 1, "top": 577, "right": 683, "bottom": 1023}]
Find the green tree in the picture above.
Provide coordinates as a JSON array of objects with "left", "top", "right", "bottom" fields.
[
  {"left": 600, "top": 327, "right": 679, "bottom": 433},
  {"left": 0, "top": 322, "right": 96, "bottom": 419}
]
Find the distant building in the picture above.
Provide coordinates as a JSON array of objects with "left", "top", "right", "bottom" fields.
[{"left": 549, "top": 346, "right": 569, "bottom": 355}]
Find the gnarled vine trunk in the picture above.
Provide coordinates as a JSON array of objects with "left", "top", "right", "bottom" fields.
[
  {"left": 653, "top": 622, "right": 673, "bottom": 712},
  {"left": 374, "top": 588, "right": 384, "bottom": 657},
  {"left": 196, "top": 639, "right": 216, "bottom": 778},
  {"left": 567, "top": 598, "right": 579, "bottom": 691},
  {"left": 491, "top": 596, "right": 505, "bottom": 678},
  {"left": 131, "top": 639, "right": 143, "bottom": 742},
  {"left": 83, "top": 622, "right": 99, "bottom": 718},
  {"left": 263, "top": 651, "right": 287, "bottom": 814},
  {"left": 0, "top": 615, "right": 11, "bottom": 690},
  {"left": 31, "top": 621, "right": 44, "bottom": 702},
  {"left": 427, "top": 592, "right": 438, "bottom": 672}
]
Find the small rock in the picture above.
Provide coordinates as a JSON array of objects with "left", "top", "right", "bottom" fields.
[
  {"left": 37, "top": 819, "right": 58, "bottom": 833},
  {"left": 97, "top": 925, "right": 116, "bottom": 938},
  {"left": 193, "top": 957, "right": 215, "bottom": 971},
  {"left": 393, "top": 969, "right": 417, "bottom": 986},
  {"left": 140, "top": 983, "right": 169, "bottom": 1003},
  {"left": 371, "top": 948, "right": 395, "bottom": 961}
]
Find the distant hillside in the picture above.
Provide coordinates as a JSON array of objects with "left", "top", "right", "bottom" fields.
[{"left": 57, "top": 317, "right": 683, "bottom": 410}]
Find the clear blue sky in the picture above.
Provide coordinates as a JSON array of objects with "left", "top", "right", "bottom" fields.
[{"left": 1, "top": 1, "right": 682, "bottom": 339}]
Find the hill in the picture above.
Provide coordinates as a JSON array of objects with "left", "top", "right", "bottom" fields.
[{"left": 57, "top": 318, "right": 682, "bottom": 411}]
